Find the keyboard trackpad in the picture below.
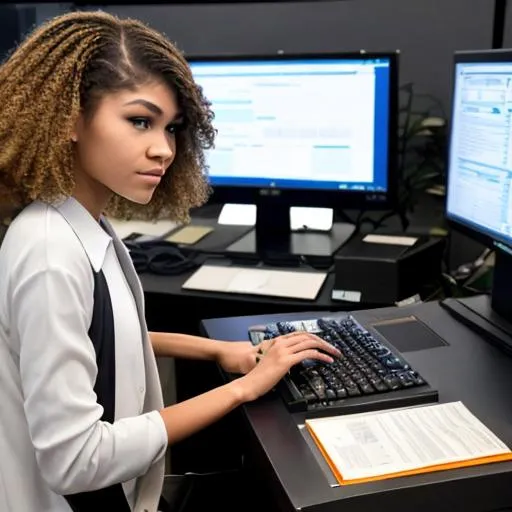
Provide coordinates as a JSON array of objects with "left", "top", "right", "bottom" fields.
[{"left": 372, "top": 316, "right": 448, "bottom": 353}]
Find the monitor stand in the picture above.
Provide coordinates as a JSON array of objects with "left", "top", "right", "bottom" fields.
[
  {"left": 440, "top": 246, "right": 512, "bottom": 355},
  {"left": 224, "top": 201, "right": 355, "bottom": 262}
]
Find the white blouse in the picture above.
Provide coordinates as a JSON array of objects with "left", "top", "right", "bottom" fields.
[{"left": 0, "top": 197, "right": 167, "bottom": 512}]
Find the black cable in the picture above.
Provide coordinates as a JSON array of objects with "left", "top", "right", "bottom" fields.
[
  {"left": 357, "top": 205, "right": 410, "bottom": 233},
  {"left": 124, "top": 238, "right": 334, "bottom": 275},
  {"left": 443, "top": 228, "right": 453, "bottom": 273},
  {"left": 124, "top": 239, "right": 220, "bottom": 275}
]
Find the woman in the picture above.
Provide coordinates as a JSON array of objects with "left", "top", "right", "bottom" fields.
[{"left": 0, "top": 10, "right": 339, "bottom": 512}]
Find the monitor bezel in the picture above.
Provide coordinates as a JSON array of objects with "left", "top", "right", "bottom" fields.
[
  {"left": 187, "top": 50, "right": 399, "bottom": 211},
  {"left": 445, "top": 49, "right": 512, "bottom": 250}
]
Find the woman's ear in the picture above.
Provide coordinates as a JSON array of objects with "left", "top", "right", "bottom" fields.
[{"left": 71, "top": 113, "right": 84, "bottom": 143}]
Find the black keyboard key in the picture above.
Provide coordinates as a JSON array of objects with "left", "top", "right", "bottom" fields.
[
  {"left": 357, "top": 379, "right": 375, "bottom": 394},
  {"left": 325, "top": 388, "right": 337, "bottom": 400},
  {"left": 276, "top": 322, "right": 296, "bottom": 335},
  {"left": 383, "top": 375, "right": 402, "bottom": 390},
  {"left": 409, "top": 371, "right": 426, "bottom": 385}
]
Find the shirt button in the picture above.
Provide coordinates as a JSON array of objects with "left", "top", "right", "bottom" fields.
[{"left": 139, "top": 386, "right": 145, "bottom": 394}]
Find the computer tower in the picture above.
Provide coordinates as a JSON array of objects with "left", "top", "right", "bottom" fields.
[{"left": 332, "top": 234, "right": 446, "bottom": 305}]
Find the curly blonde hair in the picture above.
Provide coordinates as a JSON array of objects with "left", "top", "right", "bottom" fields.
[{"left": 0, "top": 10, "right": 215, "bottom": 221}]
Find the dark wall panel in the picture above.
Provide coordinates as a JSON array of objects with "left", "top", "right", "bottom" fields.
[
  {"left": 97, "top": 0, "right": 494, "bottom": 110},
  {"left": 502, "top": 1, "right": 512, "bottom": 48}
]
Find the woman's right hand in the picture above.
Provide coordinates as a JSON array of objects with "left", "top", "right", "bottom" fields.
[{"left": 236, "top": 331, "right": 341, "bottom": 402}]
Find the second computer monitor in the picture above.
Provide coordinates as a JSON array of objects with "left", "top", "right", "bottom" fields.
[
  {"left": 446, "top": 51, "right": 512, "bottom": 249},
  {"left": 188, "top": 52, "right": 398, "bottom": 210},
  {"left": 443, "top": 49, "right": 512, "bottom": 342},
  {"left": 188, "top": 52, "right": 398, "bottom": 258}
]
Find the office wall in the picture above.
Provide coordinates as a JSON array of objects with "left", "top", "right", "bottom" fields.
[
  {"left": 93, "top": 0, "right": 494, "bottom": 113},
  {"left": 502, "top": 2, "right": 512, "bottom": 48},
  {"left": 31, "top": 2, "right": 73, "bottom": 26},
  {"left": 0, "top": 3, "right": 71, "bottom": 60},
  {"left": 0, "top": 6, "right": 22, "bottom": 61},
  {"left": 8, "top": 1, "right": 493, "bottom": 111}
]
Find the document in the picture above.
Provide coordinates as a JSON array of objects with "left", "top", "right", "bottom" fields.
[
  {"left": 166, "top": 225, "right": 214, "bottom": 245},
  {"left": 182, "top": 264, "right": 327, "bottom": 300},
  {"left": 305, "top": 401, "right": 512, "bottom": 485},
  {"left": 362, "top": 234, "right": 418, "bottom": 246}
]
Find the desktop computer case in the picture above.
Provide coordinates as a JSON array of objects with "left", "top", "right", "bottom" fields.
[{"left": 333, "top": 235, "right": 446, "bottom": 305}]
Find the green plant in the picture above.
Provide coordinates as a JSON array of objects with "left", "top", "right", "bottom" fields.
[
  {"left": 357, "top": 83, "right": 448, "bottom": 233},
  {"left": 398, "top": 82, "right": 448, "bottom": 212}
]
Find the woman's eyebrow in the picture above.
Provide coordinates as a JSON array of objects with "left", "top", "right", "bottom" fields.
[
  {"left": 123, "top": 99, "right": 163, "bottom": 116},
  {"left": 124, "top": 98, "right": 183, "bottom": 123}
]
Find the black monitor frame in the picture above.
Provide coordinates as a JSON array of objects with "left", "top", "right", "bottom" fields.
[
  {"left": 445, "top": 48, "right": 512, "bottom": 250},
  {"left": 442, "top": 48, "right": 512, "bottom": 350},
  {"left": 187, "top": 50, "right": 400, "bottom": 213}
]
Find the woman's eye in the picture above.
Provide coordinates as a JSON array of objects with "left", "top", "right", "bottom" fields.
[{"left": 130, "top": 117, "right": 150, "bottom": 130}]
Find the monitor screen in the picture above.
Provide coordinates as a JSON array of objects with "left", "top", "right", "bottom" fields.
[
  {"left": 446, "top": 56, "right": 512, "bottom": 248},
  {"left": 189, "top": 54, "right": 393, "bottom": 195}
]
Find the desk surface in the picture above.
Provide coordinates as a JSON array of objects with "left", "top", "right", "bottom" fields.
[
  {"left": 141, "top": 269, "right": 342, "bottom": 309},
  {"left": 139, "top": 219, "right": 355, "bottom": 318},
  {"left": 201, "top": 301, "right": 512, "bottom": 512},
  {"left": 138, "top": 194, "right": 485, "bottom": 326}
]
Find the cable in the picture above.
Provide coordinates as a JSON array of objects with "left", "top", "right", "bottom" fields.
[
  {"left": 451, "top": 248, "right": 493, "bottom": 281},
  {"left": 124, "top": 239, "right": 216, "bottom": 275},
  {"left": 124, "top": 238, "right": 333, "bottom": 275},
  {"left": 356, "top": 206, "right": 410, "bottom": 233}
]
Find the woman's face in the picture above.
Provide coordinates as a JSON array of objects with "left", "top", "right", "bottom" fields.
[{"left": 72, "top": 80, "right": 183, "bottom": 215}]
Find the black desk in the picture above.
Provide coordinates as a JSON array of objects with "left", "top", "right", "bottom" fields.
[
  {"left": 200, "top": 301, "right": 512, "bottom": 512},
  {"left": 140, "top": 192, "right": 483, "bottom": 336},
  {"left": 138, "top": 201, "right": 486, "bottom": 476},
  {"left": 139, "top": 223, "right": 362, "bottom": 341}
]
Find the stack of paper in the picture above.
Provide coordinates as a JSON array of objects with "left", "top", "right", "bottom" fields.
[
  {"left": 182, "top": 264, "right": 327, "bottom": 300},
  {"left": 305, "top": 401, "right": 512, "bottom": 485}
]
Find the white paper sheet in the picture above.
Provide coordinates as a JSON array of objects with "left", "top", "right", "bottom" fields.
[{"left": 182, "top": 264, "right": 327, "bottom": 300}]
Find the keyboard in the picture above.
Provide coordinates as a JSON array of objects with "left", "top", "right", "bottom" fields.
[{"left": 248, "top": 315, "right": 438, "bottom": 415}]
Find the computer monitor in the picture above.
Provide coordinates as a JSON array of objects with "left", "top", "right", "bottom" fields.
[
  {"left": 443, "top": 49, "right": 512, "bottom": 349},
  {"left": 188, "top": 51, "right": 398, "bottom": 260}
]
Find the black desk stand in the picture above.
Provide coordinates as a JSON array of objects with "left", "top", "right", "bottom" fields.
[
  {"left": 222, "top": 201, "right": 356, "bottom": 264},
  {"left": 201, "top": 300, "right": 512, "bottom": 512},
  {"left": 227, "top": 223, "right": 355, "bottom": 260}
]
